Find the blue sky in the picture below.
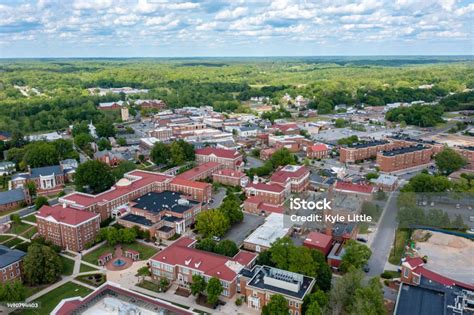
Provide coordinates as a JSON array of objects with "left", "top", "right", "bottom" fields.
[{"left": 0, "top": 0, "right": 473, "bottom": 57}]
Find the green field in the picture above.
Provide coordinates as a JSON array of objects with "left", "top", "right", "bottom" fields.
[
  {"left": 81, "top": 244, "right": 114, "bottom": 265},
  {"left": 60, "top": 256, "right": 75, "bottom": 276},
  {"left": 0, "top": 235, "right": 13, "bottom": 243},
  {"left": 22, "top": 215, "right": 37, "bottom": 223},
  {"left": 122, "top": 242, "right": 158, "bottom": 260},
  {"left": 15, "top": 282, "right": 92, "bottom": 315},
  {"left": 9, "top": 222, "right": 31, "bottom": 235},
  {"left": 79, "top": 263, "right": 98, "bottom": 273},
  {"left": 3, "top": 237, "right": 23, "bottom": 248}
]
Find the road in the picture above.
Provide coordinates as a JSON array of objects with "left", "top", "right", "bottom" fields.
[
  {"left": 366, "top": 190, "right": 400, "bottom": 277},
  {"left": 209, "top": 187, "right": 226, "bottom": 209},
  {"left": 223, "top": 213, "right": 265, "bottom": 245}
]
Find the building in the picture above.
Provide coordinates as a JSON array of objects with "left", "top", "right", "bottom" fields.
[
  {"left": 148, "top": 127, "right": 173, "bottom": 141},
  {"left": 273, "top": 123, "right": 300, "bottom": 135},
  {"left": 377, "top": 145, "right": 433, "bottom": 172},
  {"left": 456, "top": 146, "right": 474, "bottom": 170},
  {"left": 0, "top": 161, "right": 15, "bottom": 176},
  {"left": 213, "top": 168, "right": 248, "bottom": 187},
  {"left": 98, "top": 101, "right": 124, "bottom": 110},
  {"left": 149, "top": 237, "right": 257, "bottom": 299},
  {"left": 134, "top": 99, "right": 167, "bottom": 110},
  {"left": 306, "top": 143, "right": 329, "bottom": 159},
  {"left": 121, "top": 106, "right": 129, "bottom": 121},
  {"left": 36, "top": 204, "right": 100, "bottom": 252},
  {"left": 260, "top": 148, "right": 276, "bottom": 160},
  {"left": 239, "top": 265, "right": 315, "bottom": 314},
  {"left": 245, "top": 181, "right": 289, "bottom": 205},
  {"left": 0, "top": 245, "right": 26, "bottom": 284},
  {"left": 327, "top": 242, "right": 345, "bottom": 268},
  {"left": 371, "top": 174, "right": 398, "bottom": 191},
  {"left": 243, "top": 213, "right": 290, "bottom": 252},
  {"left": 339, "top": 140, "right": 392, "bottom": 163},
  {"left": 243, "top": 196, "right": 284, "bottom": 215},
  {"left": 9, "top": 165, "right": 66, "bottom": 196},
  {"left": 52, "top": 281, "right": 194, "bottom": 315},
  {"left": 303, "top": 232, "right": 333, "bottom": 256},
  {"left": 332, "top": 181, "right": 375, "bottom": 201},
  {"left": 0, "top": 188, "right": 30, "bottom": 212},
  {"left": 270, "top": 165, "right": 310, "bottom": 193},
  {"left": 169, "top": 178, "right": 212, "bottom": 203},
  {"left": 94, "top": 150, "right": 127, "bottom": 166},
  {"left": 395, "top": 257, "right": 474, "bottom": 315},
  {"left": 195, "top": 148, "right": 244, "bottom": 170},
  {"left": 118, "top": 191, "right": 202, "bottom": 239},
  {"left": 176, "top": 162, "right": 223, "bottom": 181}
]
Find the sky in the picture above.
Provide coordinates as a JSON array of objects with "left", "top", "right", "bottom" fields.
[{"left": 0, "top": 0, "right": 473, "bottom": 58}]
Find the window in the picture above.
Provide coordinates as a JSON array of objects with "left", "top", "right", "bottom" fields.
[{"left": 403, "top": 267, "right": 409, "bottom": 278}]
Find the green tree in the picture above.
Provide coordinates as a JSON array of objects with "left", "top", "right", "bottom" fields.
[
  {"left": 117, "top": 137, "right": 127, "bottom": 146},
  {"left": 334, "top": 118, "right": 348, "bottom": 128},
  {"left": 329, "top": 268, "right": 363, "bottom": 314},
  {"left": 119, "top": 228, "right": 137, "bottom": 243},
  {"left": 303, "top": 290, "right": 328, "bottom": 315},
  {"left": 97, "top": 138, "right": 112, "bottom": 151},
  {"left": 206, "top": 277, "right": 223, "bottom": 305},
  {"left": 190, "top": 274, "right": 206, "bottom": 296},
  {"left": 23, "top": 243, "right": 62, "bottom": 285},
  {"left": 340, "top": 240, "right": 372, "bottom": 272},
  {"left": 311, "top": 250, "right": 332, "bottom": 292},
  {"left": 195, "top": 209, "right": 230, "bottom": 237},
  {"left": 26, "top": 181, "right": 36, "bottom": 197},
  {"left": 0, "top": 281, "right": 26, "bottom": 302},
  {"left": 104, "top": 227, "right": 120, "bottom": 246},
  {"left": 219, "top": 193, "right": 243, "bottom": 225},
  {"left": 23, "top": 142, "right": 59, "bottom": 168},
  {"left": 35, "top": 195, "right": 49, "bottom": 210},
  {"left": 170, "top": 141, "right": 186, "bottom": 166},
  {"left": 435, "top": 147, "right": 466, "bottom": 175},
  {"left": 96, "top": 121, "right": 116, "bottom": 138},
  {"left": 196, "top": 238, "right": 217, "bottom": 252},
  {"left": 351, "top": 277, "right": 386, "bottom": 315},
  {"left": 262, "top": 294, "right": 289, "bottom": 315},
  {"left": 150, "top": 142, "right": 170, "bottom": 165},
  {"left": 72, "top": 122, "right": 90, "bottom": 137},
  {"left": 112, "top": 160, "right": 136, "bottom": 180},
  {"left": 137, "top": 266, "right": 151, "bottom": 282},
  {"left": 10, "top": 213, "right": 21, "bottom": 225},
  {"left": 74, "top": 133, "right": 94, "bottom": 151},
  {"left": 75, "top": 160, "right": 114, "bottom": 193},
  {"left": 214, "top": 240, "right": 239, "bottom": 257}
]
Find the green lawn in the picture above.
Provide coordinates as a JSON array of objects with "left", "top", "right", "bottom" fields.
[
  {"left": 16, "top": 282, "right": 92, "bottom": 315},
  {"left": 0, "top": 235, "right": 14, "bottom": 243},
  {"left": 82, "top": 244, "right": 114, "bottom": 265},
  {"left": 80, "top": 263, "right": 98, "bottom": 273},
  {"left": 24, "top": 284, "right": 51, "bottom": 298},
  {"left": 9, "top": 222, "right": 31, "bottom": 235},
  {"left": 60, "top": 256, "right": 75, "bottom": 275},
  {"left": 3, "top": 237, "right": 23, "bottom": 248},
  {"left": 75, "top": 273, "right": 106, "bottom": 287},
  {"left": 137, "top": 280, "right": 160, "bottom": 292},
  {"left": 22, "top": 214, "right": 37, "bottom": 223},
  {"left": 389, "top": 229, "right": 410, "bottom": 265},
  {"left": 22, "top": 227, "right": 37, "bottom": 239}
]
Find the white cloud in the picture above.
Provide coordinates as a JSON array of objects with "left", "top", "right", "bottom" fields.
[
  {"left": 215, "top": 7, "right": 248, "bottom": 20},
  {"left": 196, "top": 21, "right": 218, "bottom": 31},
  {"left": 73, "top": 0, "right": 112, "bottom": 10}
]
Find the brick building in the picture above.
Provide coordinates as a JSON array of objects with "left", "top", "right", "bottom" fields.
[
  {"left": 243, "top": 196, "right": 284, "bottom": 215},
  {"left": 36, "top": 204, "right": 100, "bottom": 252},
  {"left": 377, "top": 145, "right": 433, "bottom": 172},
  {"left": 270, "top": 165, "right": 310, "bottom": 193},
  {"left": 273, "top": 123, "right": 300, "bottom": 135},
  {"left": 332, "top": 181, "right": 375, "bottom": 201},
  {"left": 148, "top": 127, "right": 173, "bottom": 141},
  {"left": 455, "top": 146, "right": 474, "bottom": 169},
  {"left": 245, "top": 181, "right": 289, "bottom": 206},
  {"left": 135, "top": 99, "right": 167, "bottom": 110},
  {"left": 176, "top": 162, "right": 223, "bottom": 181},
  {"left": 239, "top": 265, "right": 315, "bottom": 314},
  {"left": 260, "top": 148, "right": 276, "bottom": 160},
  {"left": 303, "top": 232, "right": 333, "bottom": 256},
  {"left": 149, "top": 237, "right": 257, "bottom": 299},
  {"left": 339, "top": 140, "right": 392, "bottom": 163},
  {"left": 0, "top": 188, "right": 31, "bottom": 212},
  {"left": 195, "top": 148, "right": 243, "bottom": 170},
  {"left": 0, "top": 245, "right": 25, "bottom": 284},
  {"left": 169, "top": 178, "right": 212, "bottom": 203},
  {"left": 306, "top": 143, "right": 329, "bottom": 159},
  {"left": 212, "top": 169, "right": 249, "bottom": 187},
  {"left": 9, "top": 165, "right": 66, "bottom": 196}
]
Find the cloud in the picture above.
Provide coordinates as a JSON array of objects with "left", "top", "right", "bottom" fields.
[
  {"left": 215, "top": 7, "right": 248, "bottom": 20},
  {"left": 73, "top": 0, "right": 112, "bottom": 10}
]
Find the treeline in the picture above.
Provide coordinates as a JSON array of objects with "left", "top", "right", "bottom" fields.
[{"left": 385, "top": 104, "right": 445, "bottom": 127}]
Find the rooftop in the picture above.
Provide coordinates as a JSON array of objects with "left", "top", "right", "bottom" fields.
[
  {"left": 0, "top": 188, "right": 26, "bottom": 205},
  {"left": 36, "top": 204, "right": 99, "bottom": 226},
  {"left": 381, "top": 144, "right": 430, "bottom": 157},
  {"left": 334, "top": 181, "right": 375, "bottom": 194},
  {"left": 270, "top": 165, "right": 309, "bottom": 184},
  {"left": 120, "top": 213, "right": 153, "bottom": 226},
  {"left": 176, "top": 161, "right": 221, "bottom": 181},
  {"left": 0, "top": 245, "right": 26, "bottom": 269},
  {"left": 346, "top": 140, "right": 388, "bottom": 149},
  {"left": 304, "top": 231, "right": 333, "bottom": 249},
  {"left": 132, "top": 191, "right": 198, "bottom": 214},
  {"left": 195, "top": 147, "right": 242, "bottom": 159},
  {"left": 246, "top": 182, "right": 286, "bottom": 193},
  {"left": 244, "top": 213, "right": 289, "bottom": 248}
]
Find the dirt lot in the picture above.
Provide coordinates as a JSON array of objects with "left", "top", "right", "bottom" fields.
[
  {"left": 413, "top": 230, "right": 474, "bottom": 284},
  {"left": 427, "top": 134, "right": 474, "bottom": 147}
]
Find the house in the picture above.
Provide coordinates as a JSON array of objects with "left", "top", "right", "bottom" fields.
[
  {"left": 303, "top": 232, "right": 333, "bottom": 256},
  {"left": 94, "top": 150, "right": 127, "bottom": 166},
  {"left": 36, "top": 204, "right": 101, "bottom": 252},
  {"left": 195, "top": 148, "right": 243, "bottom": 170},
  {"left": 9, "top": 165, "right": 66, "bottom": 196},
  {"left": 0, "top": 245, "right": 26, "bottom": 284},
  {"left": 243, "top": 213, "right": 290, "bottom": 252},
  {"left": 306, "top": 143, "right": 329, "bottom": 159},
  {"left": 273, "top": 123, "right": 300, "bottom": 135},
  {"left": 212, "top": 168, "right": 248, "bottom": 187},
  {"left": 0, "top": 161, "right": 15, "bottom": 176},
  {"left": 239, "top": 265, "right": 315, "bottom": 314},
  {"left": 270, "top": 165, "right": 310, "bottom": 193},
  {"left": 260, "top": 148, "right": 276, "bottom": 160},
  {"left": 0, "top": 188, "right": 30, "bottom": 212},
  {"left": 52, "top": 282, "right": 194, "bottom": 315},
  {"left": 371, "top": 174, "right": 398, "bottom": 191},
  {"left": 149, "top": 237, "right": 257, "bottom": 299}
]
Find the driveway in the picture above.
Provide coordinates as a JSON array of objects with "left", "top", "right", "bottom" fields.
[
  {"left": 245, "top": 156, "right": 264, "bottom": 169},
  {"left": 209, "top": 187, "right": 226, "bottom": 209},
  {"left": 223, "top": 213, "right": 265, "bottom": 246}
]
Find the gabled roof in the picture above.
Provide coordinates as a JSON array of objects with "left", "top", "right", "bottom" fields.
[
  {"left": 176, "top": 162, "right": 221, "bottom": 180},
  {"left": 195, "top": 147, "right": 242, "bottom": 159},
  {"left": 334, "top": 181, "right": 375, "bottom": 194},
  {"left": 213, "top": 168, "right": 245, "bottom": 178},
  {"left": 36, "top": 204, "right": 99, "bottom": 226},
  {"left": 0, "top": 188, "right": 25, "bottom": 205},
  {"left": 246, "top": 182, "right": 286, "bottom": 193},
  {"left": 309, "top": 143, "right": 328, "bottom": 152},
  {"left": 270, "top": 165, "right": 309, "bottom": 184},
  {"left": 0, "top": 245, "right": 25, "bottom": 268},
  {"left": 170, "top": 177, "right": 210, "bottom": 190}
]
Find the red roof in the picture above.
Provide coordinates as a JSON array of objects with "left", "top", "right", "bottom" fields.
[
  {"left": 304, "top": 232, "right": 332, "bottom": 248},
  {"left": 334, "top": 181, "right": 375, "bottom": 194},
  {"left": 213, "top": 168, "right": 245, "bottom": 178},
  {"left": 36, "top": 204, "right": 99, "bottom": 226},
  {"left": 244, "top": 196, "right": 264, "bottom": 205},
  {"left": 176, "top": 162, "right": 221, "bottom": 180},
  {"left": 150, "top": 237, "right": 256, "bottom": 282},
  {"left": 404, "top": 257, "right": 424, "bottom": 269},
  {"left": 309, "top": 143, "right": 328, "bottom": 152},
  {"left": 274, "top": 123, "right": 299, "bottom": 132},
  {"left": 259, "top": 203, "right": 284, "bottom": 214},
  {"left": 246, "top": 182, "right": 286, "bottom": 193},
  {"left": 125, "top": 248, "right": 140, "bottom": 255},
  {"left": 170, "top": 177, "right": 210, "bottom": 190},
  {"left": 270, "top": 165, "right": 309, "bottom": 184},
  {"left": 195, "top": 147, "right": 242, "bottom": 159}
]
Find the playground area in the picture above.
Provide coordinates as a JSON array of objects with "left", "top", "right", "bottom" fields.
[{"left": 413, "top": 229, "right": 474, "bottom": 284}]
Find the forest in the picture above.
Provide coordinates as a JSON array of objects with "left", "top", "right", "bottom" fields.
[{"left": 0, "top": 57, "right": 473, "bottom": 133}]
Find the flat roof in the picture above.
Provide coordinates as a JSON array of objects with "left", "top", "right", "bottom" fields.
[
  {"left": 381, "top": 144, "right": 430, "bottom": 157},
  {"left": 347, "top": 140, "right": 388, "bottom": 148},
  {"left": 132, "top": 191, "right": 198, "bottom": 214},
  {"left": 244, "top": 213, "right": 289, "bottom": 248},
  {"left": 120, "top": 213, "right": 153, "bottom": 227}
]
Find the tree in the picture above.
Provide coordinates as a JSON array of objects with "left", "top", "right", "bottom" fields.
[
  {"left": 334, "top": 118, "right": 348, "bottom": 128},
  {"left": 340, "top": 240, "right": 372, "bottom": 272},
  {"left": 262, "top": 294, "right": 289, "bottom": 315},
  {"left": 26, "top": 181, "right": 36, "bottom": 197},
  {"left": 72, "top": 122, "right": 90, "bottom": 137},
  {"left": 218, "top": 193, "right": 243, "bottom": 225},
  {"left": 190, "top": 274, "right": 206, "bottom": 296},
  {"left": 329, "top": 268, "right": 363, "bottom": 314},
  {"left": 206, "top": 277, "right": 223, "bottom": 305},
  {"left": 23, "top": 243, "right": 62, "bottom": 285},
  {"left": 35, "top": 195, "right": 49, "bottom": 210},
  {"left": 435, "top": 147, "right": 466, "bottom": 175},
  {"left": 0, "top": 280, "right": 26, "bottom": 302},
  {"left": 97, "top": 138, "right": 112, "bottom": 151},
  {"left": 351, "top": 277, "right": 386, "bottom": 315},
  {"left": 74, "top": 133, "right": 93, "bottom": 151},
  {"left": 195, "top": 209, "right": 230, "bottom": 237},
  {"left": 150, "top": 142, "right": 170, "bottom": 165},
  {"left": 23, "top": 142, "right": 59, "bottom": 168},
  {"left": 303, "top": 290, "right": 328, "bottom": 315},
  {"left": 196, "top": 238, "right": 217, "bottom": 252},
  {"left": 96, "top": 121, "right": 116, "bottom": 138},
  {"left": 311, "top": 250, "right": 332, "bottom": 292},
  {"left": 214, "top": 240, "right": 239, "bottom": 257},
  {"left": 75, "top": 160, "right": 114, "bottom": 194},
  {"left": 103, "top": 227, "right": 120, "bottom": 246},
  {"left": 112, "top": 160, "right": 136, "bottom": 180},
  {"left": 137, "top": 266, "right": 150, "bottom": 282},
  {"left": 170, "top": 141, "right": 186, "bottom": 165},
  {"left": 119, "top": 227, "right": 137, "bottom": 243}
]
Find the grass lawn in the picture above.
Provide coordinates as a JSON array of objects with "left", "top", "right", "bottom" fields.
[
  {"left": 22, "top": 214, "right": 37, "bottom": 223},
  {"left": 60, "top": 256, "right": 75, "bottom": 276},
  {"left": 22, "top": 227, "right": 37, "bottom": 239},
  {"left": 9, "top": 222, "right": 31, "bottom": 235},
  {"left": 24, "top": 284, "right": 52, "bottom": 298},
  {"left": 80, "top": 263, "right": 98, "bottom": 273},
  {"left": 82, "top": 244, "right": 114, "bottom": 265},
  {"left": 0, "top": 235, "right": 14, "bottom": 243},
  {"left": 388, "top": 229, "right": 410, "bottom": 265},
  {"left": 75, "top": 273, "right": 106, "bottom": 287},
  {"left": 137, "top": 280, "right": 159, "bottom": 292},
  {"left": 3, "top": 237, "right": 23, "bottom": 248},
  {"left": 15, "top": 282, "right": 92, "bottom": 315},
  {"left": 122, "top": 242, "right": 158, "bottom": 260}
]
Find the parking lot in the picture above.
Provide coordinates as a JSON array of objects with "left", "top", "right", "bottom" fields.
[{"left": 223, "top": 213, "right": 265, "bottom": 246}]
